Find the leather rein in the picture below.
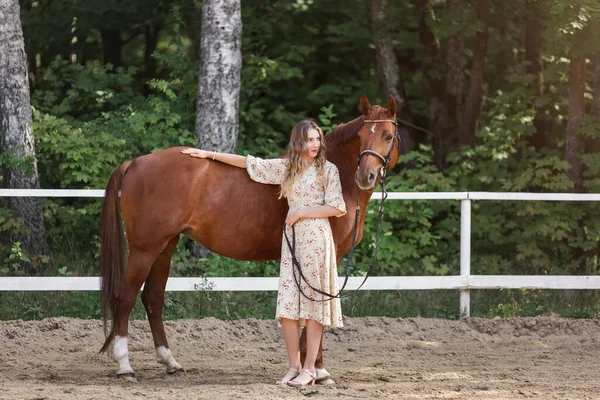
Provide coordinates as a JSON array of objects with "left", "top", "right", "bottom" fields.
[{"left": 283, "top": 118, "right": 400, "bottom": 301}]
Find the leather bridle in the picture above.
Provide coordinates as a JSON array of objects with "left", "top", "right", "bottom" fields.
[{"left": 357, "top": 118, "right": 400, "bottom": 179}]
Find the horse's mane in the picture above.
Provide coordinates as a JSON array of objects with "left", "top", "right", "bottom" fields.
[{"left": 325, "top": 106, "right": 390, "bottom": 146}]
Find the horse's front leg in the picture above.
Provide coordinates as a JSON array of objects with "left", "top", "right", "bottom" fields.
[{"left": 142, "top": 236, "right": 184, "bottom": 374}]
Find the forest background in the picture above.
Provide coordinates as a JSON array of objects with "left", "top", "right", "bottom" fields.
[{"left": 2, "top": 0, "right": 600, "bottom": 321}]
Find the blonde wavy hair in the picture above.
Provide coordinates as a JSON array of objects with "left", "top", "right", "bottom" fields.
[{"left": 279, "top": 119, "right": 327, "bottom": 199}]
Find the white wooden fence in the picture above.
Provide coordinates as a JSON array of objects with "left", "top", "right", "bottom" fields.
[{"left": 2, "top": 189, "right": 600, "bottom": 317}]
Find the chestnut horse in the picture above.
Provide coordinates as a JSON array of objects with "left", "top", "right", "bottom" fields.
[{"left": 99, "top": 95, "right": 401, "bottom": 378}]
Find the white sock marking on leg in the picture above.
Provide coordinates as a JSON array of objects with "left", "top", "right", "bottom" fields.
[
  {"left": 156, "top": 346, "right": 183, "bottom": 372},
  {"left": 113, "top": 336, "right": 134, "bottom": 375}
]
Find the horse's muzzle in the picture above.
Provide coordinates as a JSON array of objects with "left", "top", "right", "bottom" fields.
[{"left": 355, "top": 169, "right": 377, "bottom": 191}]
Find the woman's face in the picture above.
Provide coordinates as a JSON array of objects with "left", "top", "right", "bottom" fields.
[{"left": 306, "top": 128, "right": 321, "bottom": 159}]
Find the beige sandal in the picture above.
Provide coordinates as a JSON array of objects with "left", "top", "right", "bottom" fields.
[
  {"left": 287, "top": 369, "right": 316, "bottom": 387},
  {"left": 276, "top": 368, "right": 299, "bottom": 385}
]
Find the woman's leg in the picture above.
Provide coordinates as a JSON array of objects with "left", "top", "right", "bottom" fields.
[
  {"left": 302, "top": 319, "right": 323, "bottom": 371},
  {"left": 289, "top": 319, "right": 323, "bottom": 386},
  {"left": 278, "top": 318, "right": 301, "bottom": 383},
  {"left": 300, "top": 329, "right": 324, "bottom": 369}
]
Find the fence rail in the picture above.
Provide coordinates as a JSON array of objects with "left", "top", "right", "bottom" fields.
[{"left": 2, "top": 189, "right": 599, "bottom": 317}]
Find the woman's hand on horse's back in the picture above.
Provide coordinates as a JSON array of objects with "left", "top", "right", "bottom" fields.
[{"left": 181, "top": 148, "right": 209, "bottom": 158}]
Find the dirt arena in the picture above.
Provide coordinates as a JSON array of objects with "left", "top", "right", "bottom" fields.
[{"left": 1, "top": 316, "right": 600, "bottom": 399}]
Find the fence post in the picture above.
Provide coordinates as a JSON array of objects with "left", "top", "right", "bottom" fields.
[{"left": 460, "top": 198, "right": 471, "bottom": 317}]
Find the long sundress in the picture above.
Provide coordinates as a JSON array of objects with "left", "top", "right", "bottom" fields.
[{"left": 246, "top": 155, "right": 347, "bottom": 328}]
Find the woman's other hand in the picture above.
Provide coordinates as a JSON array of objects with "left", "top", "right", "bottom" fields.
[{"left": 285, "top": 210, "right": 304, "bottom": 227}]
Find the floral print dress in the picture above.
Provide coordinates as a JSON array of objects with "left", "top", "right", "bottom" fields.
[{"left": 246, "top": 155, "right": 347, "bottom": 328}]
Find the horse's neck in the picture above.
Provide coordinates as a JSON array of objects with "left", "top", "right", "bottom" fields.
[{"left": 329, "top": 137, "right": 373, "bottom": 212}]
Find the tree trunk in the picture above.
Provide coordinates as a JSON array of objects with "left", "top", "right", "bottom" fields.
[
  {"left": 371, "top": 0, "right": 403, "bottom": 108},
  {"left": 459, "top": 0, "right": 490, "bottom": 146},
  {"left": 196, "top": 0, "right": 242, "bottom": 154},
  {"left": 565, "top": 57, "right": 586, "bottom": 185},
  {"left": 370, "top": 0, "right": 414, "bottom": 154},
  {"left": 411, "top": 0, "right": 449, "bottom": 169},
  {"left": 445, "top": 0, "right": 465, "bottom": 130},
  {"left": 0, "top": 0, "right": 49, "bottom": 257},
  {"left": 594, "top": 54, "right": 600, "bottom": 119},
  {"left": 525, "top": 0, "right": 546, "bottom": 148},
  {"left": 101, "top": 29, "right": 122, "bottom": 69},
  {"left": 193, "top": 0, "right": 242, "bottom": 257},
  {"left": 591, "top": 53, "right": 600, "bottom": 274},
  {"left": 144, "top": 25, "right": 159, "bottom": 76},
  {"left": 582, "top": 54, "right": 600, "bottom": 155},
  {"left": 143, "top": 24, "right": 160, "bottom": 96}
]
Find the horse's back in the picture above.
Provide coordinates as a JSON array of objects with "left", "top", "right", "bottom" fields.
[
  {"left": 119, "top": 147, "right": 203, "bottom": 245},
  {"left": 119, "top": 147, "right": 287, "bottom": 259}
]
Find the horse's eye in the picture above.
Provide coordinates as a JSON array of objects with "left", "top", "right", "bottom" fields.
[{"left": 386, "top": 135, "right": 393, "bottom": 141}]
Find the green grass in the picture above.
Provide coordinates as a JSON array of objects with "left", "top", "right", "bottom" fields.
[
  {"left": 2, "top": 289, "right": 600, "bottom": 321},
  {"left": 5, "top": 233, "right": 600, "bottom": 321}
]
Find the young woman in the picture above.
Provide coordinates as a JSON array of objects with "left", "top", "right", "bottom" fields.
[{"left": 181, "top": 119, "right": 346, "bottom": 387}]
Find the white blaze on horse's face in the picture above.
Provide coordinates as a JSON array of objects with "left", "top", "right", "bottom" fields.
[{"left": 356, "top": 120, "right": 397, "bottom": 191}]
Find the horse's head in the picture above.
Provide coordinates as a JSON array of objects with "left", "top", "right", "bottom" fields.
[{"left": 355, "top": 95, "right": 400, "bottom": 190}]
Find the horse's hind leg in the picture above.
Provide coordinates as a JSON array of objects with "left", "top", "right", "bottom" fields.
[
  {"left": 141, "top": 235, "right": 184, "bottom": 374},
  {"left": 112, "top": 249, "right": 161, "bottom": 378},
  {"left": 300, "top": 329, "right": 328, "bottom": 379}
]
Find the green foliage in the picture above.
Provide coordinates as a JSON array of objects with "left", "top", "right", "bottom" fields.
[
  {"left": 57, "top": 266, "right": 73, "bottom": 276},
  {"left": 350, "top": 149, "right": 458, "bottom": 277},
  {"left": 0, "top": 206, "right": 23, "bottom": 272},
  {"left": 32, "top": 59, "right": 140, "bottom": 120},
  {"left": 317, "top": 104, "right": 338, "bottom": 134},
  {"left": 546, "top": 0, "right": 600, "bottom": 57},
  {"left": 345, "top": 74, "right": 600, "bottom": 281},
  {"left": 8, "top": 0, "right": 600, "bottom": 321},
  {"left": 34, "top": 112, "right": 125, "bottom": 188},
  {"left": 238, "top": 48, "right": 309, "bottom": 157},
  {"left": 0, "top": 150, "right": 35, "bottom": 178},
  {"left": 0, "top": 205, "right": 24, "bottom": 237},
  {"left": 2, "top": 242, "right": 31, "bottom": 275}
]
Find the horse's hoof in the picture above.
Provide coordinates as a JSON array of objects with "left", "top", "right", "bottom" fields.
[
  {"left": 316, "top": 378, "right": 335, "bottom": 386},
  {"left": 117, "top": 372, "right": 137, "bottom": 382},
  {"left": 167, "top": 367, "right": 185, "bottom": 375}
]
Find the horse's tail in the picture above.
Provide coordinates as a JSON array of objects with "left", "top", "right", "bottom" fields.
[{"left": 99, "top": 160, "right": 132, "bottom": 353}]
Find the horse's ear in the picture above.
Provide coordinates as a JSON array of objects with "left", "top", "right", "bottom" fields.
[
  {"left": 360, "top": 95, "right": 371, "bottom": 116},
  {"left": 387, "top": 95, "right": 397, "bottom": 117}
]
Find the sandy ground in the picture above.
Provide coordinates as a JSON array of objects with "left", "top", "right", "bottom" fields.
[{"left": 1, "top": 316, "right": 600, "bottom": 399}]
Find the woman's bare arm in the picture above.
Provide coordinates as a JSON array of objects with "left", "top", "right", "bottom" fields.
[
  {"left": 285, "top": 205, "right": 343, "bottom": 227},
  {"left": 181, "top": 148, "right": 247, "bottom": 168}
]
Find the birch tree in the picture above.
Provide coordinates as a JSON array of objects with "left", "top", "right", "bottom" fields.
[
  {"left": 195, "top": 0, "right": 242, "bottom": 154},
  {"left": 193, "top": 0, "right": 242, "bottom": 257},
  {"left": 0, "top": 0, "right": 49, "bottom": 257}
]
